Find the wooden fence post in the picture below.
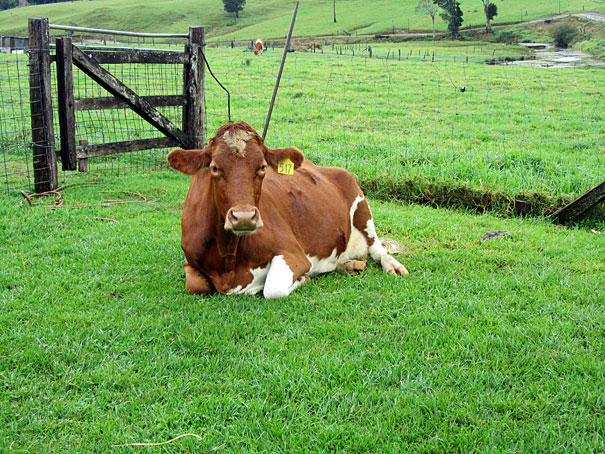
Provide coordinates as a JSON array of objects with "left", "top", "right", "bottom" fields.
[
  {"left": 28, "top": 17, "right": 58, "bottom": 192},
  {"left": 56, "top": 36, "right": 77, "bottom": 171},
  {"left": 183, "top": 26, "right": 205, "bottom": 149}
]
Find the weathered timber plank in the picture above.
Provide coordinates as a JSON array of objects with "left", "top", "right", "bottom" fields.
[
  {"left": 76, "top": 137, "right": 179, "bottom": 159},
  {"left": 71, "top": 45, "right": 190, "bottom": 148},
  {"left": 78, "top": 49, "right": 186, "bottom": 64},
  {"left": 78, "top": 140, "right": 88, "bottom": 172},
  {"left": 56, "top": 36, "right": 78, "bottom": 171},
  {"left": 182, "top": 26, "right": 205, "bottom": 148},
  {"left": 28, "top": 18, "right": 58, "bottom": 191},
  {"left": 553, "top": 181, "right": 605, "bottom": 224},
  {"left": 75, "top": 94, "right": 185, "bottom": 111}
]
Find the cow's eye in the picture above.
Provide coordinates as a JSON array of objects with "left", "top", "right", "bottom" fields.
[
  {"left": 210, "top": 165, "right": 219, "bottom": 173},
  {"left": 260, "top": 164, "right": 267, "bottom": 172}
]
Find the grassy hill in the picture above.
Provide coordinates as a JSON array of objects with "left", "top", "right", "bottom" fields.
[{"left": 0, "top": 0, "right": 604, "bottom": 40}]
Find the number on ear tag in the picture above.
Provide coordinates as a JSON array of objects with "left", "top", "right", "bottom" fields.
[{"left": 277, "top": 158, "right": 294, "bottom": 175}]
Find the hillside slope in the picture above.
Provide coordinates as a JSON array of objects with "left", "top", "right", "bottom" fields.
[{"left": 1, "top": 0, "right": 604, "bottom": 40}]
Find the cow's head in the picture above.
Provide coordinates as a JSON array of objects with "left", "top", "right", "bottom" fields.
[{"left": 167, "top": 122, "right": 304, "bottom": 235}]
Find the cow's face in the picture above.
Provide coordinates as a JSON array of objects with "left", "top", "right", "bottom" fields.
[{"left": 167, "top": 122, "right": 304, "bottom": 236}]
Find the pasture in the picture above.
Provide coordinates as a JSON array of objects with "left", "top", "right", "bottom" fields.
[
  {"left": 2, "top": 44, "right": 603, "bottom": 215},
  {"left": 1, "top": 171, "right": 604, "bottom": 452},
  {"left": 201, "top": 47, "right": 603, "bottom": 215},
  {"left": 1, "top": 25, "right": 604, "bottom": 452},
  {"left": 1, "top": 0, "right": 605, "bottom": 39}
]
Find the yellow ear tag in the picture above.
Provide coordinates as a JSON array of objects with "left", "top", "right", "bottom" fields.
[{"left": 277, "top": 158, "right": 295, "bottom": 175}]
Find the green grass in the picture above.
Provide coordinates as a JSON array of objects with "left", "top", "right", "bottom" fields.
[
  {"left": 1, "top": 0, "right": 604, "bottom": 39},
  {"left": 1, "top": 170, "right": 604, "bottom": 452},
  {"left": 201, "top": 47, "right": 604, "bottom": 213},
  {"left": 2, "top": 44, "right": 603, "bottom": 214}
]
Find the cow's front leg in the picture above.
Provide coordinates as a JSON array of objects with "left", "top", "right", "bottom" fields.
[
  {"left": 184, "top": 262, "right": 213, "bottom": 295},
  {"left": 263, "top": 253, "right": 311, "bottom": 299}
]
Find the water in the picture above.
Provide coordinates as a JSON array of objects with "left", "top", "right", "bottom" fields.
[{"left": 512, "top": 43, "right": 605, "bottom": 68}]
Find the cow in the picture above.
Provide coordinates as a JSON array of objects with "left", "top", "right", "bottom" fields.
[
  {"left": 167, "top": 121, "right": 409, "bottom": 299},
  {"left": 306, "top": 42, "right": 322, "bottom": 50},
  {"left": 254, "top": 38, "right": 264, "bottom": 55}
]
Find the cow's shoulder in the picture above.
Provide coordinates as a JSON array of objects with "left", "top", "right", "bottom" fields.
[{"left": 299, "top": 161, "right": 363, "bottom": 201}]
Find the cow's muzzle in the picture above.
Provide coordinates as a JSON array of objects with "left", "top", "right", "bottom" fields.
[{"left": 224, "top": 205, "right": 263, "bottom": 235}]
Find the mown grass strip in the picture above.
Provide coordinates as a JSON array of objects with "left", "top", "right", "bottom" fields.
[{"left": 1, "top": 171, "right": 603, "bottom": 452}]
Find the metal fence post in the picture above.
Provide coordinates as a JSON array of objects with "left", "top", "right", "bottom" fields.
[{"left": 28, "top": 17, "right": 58, "bottom": 192}]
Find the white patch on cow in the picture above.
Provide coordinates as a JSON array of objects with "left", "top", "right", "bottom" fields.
[
  {"left": 366, "top": 218, "right": 405, "bottom": 273},
  {"left": 307, "top": 249, "right": 339, "bottom": 276},
  {"left": 226, "top": 264, "right": 269, "bottom": 295},
  {"left": 339, "top": 195, "right": 369, "bottom": 264},
  {"left": 223, "top": 129, "right": 253, "bottom": 156},
  {"left": 307, "top": 195, "right": 371, "bottom": 275},
  {"left": 263, "top": 255, "right": 300, "bottom": 299}
]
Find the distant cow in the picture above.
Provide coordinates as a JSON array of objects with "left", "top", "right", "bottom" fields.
[
  {"left": 254, "top": 38, "right": 264, "bottom": 55},
  {"left": 306, "top": 42, "right": 322, "bottom": 50},
  {"left": 167, "top": 122, "right": 408, "bottom": 299}
]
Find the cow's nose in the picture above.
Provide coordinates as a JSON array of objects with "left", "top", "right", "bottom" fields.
[{"left": 225, "top": 206, "right": 263, "bottom": 234}]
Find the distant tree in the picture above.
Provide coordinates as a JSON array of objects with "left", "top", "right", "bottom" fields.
[
  {"left": 481, "top": 0, "right": 499, "bottom": 33},
  {"left": 0, "top": 0, "right": 18, "bottom": 11},
  {"left": 550, "top": 23, "right": 577, "bottom": 48},
  {"left": 222, "top": 0, "right": 245, "bottom": 19},
  {"left": 433, "top": 0, "right": 463, "bottom": 39},
  {"left": 415, "top": 0, "right": 439, "bottom": 38}
]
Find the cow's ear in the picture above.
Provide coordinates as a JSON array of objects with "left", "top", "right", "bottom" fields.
[
  {"left": 167, "top": 148, "right": 211, "bottom": 175},
  {"left": 264, "top": 146, "right": 304, "bottom": 171}
]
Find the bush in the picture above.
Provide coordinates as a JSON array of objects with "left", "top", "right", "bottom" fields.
[
  {"left": 550, "top": 23, "right": 578, "bottom": 48},
  {"left": 495, "top": 29, "right": 516, "bottom": 44},
  {"left": 575, "top": 39, "right": 605, "bottom": 59}
]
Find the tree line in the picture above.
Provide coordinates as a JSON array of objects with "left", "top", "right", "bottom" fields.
[
  {"left": 222, "top": 0, "right": 500, "bottom": 40},
  {"left": 1, "top": 0, "right": 75, "bottom": 11},
  {"left": 416, "top": 0, "right": 500, "bottom": 39}
]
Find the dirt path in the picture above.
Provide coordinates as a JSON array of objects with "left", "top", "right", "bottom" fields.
[
  {"left": 313, "top": 11, "right": 605, "bottom": 40},
  {"left": 525, "top": 12, "right": 605, "bottom": 23}
]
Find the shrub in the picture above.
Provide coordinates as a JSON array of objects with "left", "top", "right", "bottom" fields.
[
  {"left": 575, "top": 39, "right": 605, "bottom": 59},
  {"left": 550, "top": 23, "right": 578, "bottom": 48},
  {"left": 495, "top": 29, "right": 516, "bottom": 44}
]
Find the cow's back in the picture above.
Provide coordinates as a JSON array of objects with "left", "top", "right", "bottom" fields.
[{"left": 258, "top": 161, "right": 363, "bottom": 259}]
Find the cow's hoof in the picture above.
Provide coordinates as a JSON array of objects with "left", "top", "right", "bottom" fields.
[
  {"left": 337, "top": 260, "right": 367, "bottom": 274},
  {"left": 387, "top": 265, "right": 409, "bottom": 276}
]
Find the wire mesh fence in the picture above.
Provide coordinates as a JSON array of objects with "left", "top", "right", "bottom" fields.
[
  {"left": 70, "top": 54, "right": 185, "bottom": 173},
  {"left": 203, "top": 44, "right": 603, "bottom": 212},
  {"left": 1, "top": 36, "right": 603, "bottom": 214},
  {"left": 1, "top": 35, "right": 190, "bottom": 194},
  {"left": 1, "top": 50, "right": 36, "bottom": 192}
]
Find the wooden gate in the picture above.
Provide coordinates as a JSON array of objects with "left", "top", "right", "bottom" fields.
[{"left": 28, "top": 18, "right": 205, "bottom": 192}]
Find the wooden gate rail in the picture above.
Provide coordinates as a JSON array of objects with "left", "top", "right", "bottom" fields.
[
  {"left": 76, "top": 137, "right": 179, "bottom": 159},
  {"left": 29, "top": 18, "right": 205, "bottom": 191},
  {"left": 74, "top": 95, "right": 185, "bottom": 111}
]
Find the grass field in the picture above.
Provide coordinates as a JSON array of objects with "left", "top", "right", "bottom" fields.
[
  {"left": 2, "top": 42, "right": 603, "bottom": 215},
  {"left": 1, "top": 0, "right": 604, "bottom": 39},
  {"left": 201, "top": 47, "right": 604, "bottom": 214},
  {"left": 1, "top": 170, "right": 603, "bottom": 452}
]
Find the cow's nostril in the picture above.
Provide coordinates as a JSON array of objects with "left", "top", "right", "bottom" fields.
[
  {"left": 251, "top": 210, "right": 259, "bottom": 223},
  {"left": 229, "top": 211, "right": 239, "bottom": 224}
]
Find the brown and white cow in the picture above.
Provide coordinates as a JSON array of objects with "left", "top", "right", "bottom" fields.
[
  {"left": 254, "top": 38, "right": 264, "bottom": 55},
  {"left": 167, "top": 121, "right": 408, "bottom": 299}
]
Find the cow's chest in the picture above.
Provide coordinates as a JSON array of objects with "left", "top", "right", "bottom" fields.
[{"left": 201, "top": 250, "right": 272, "bottom": 295}]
